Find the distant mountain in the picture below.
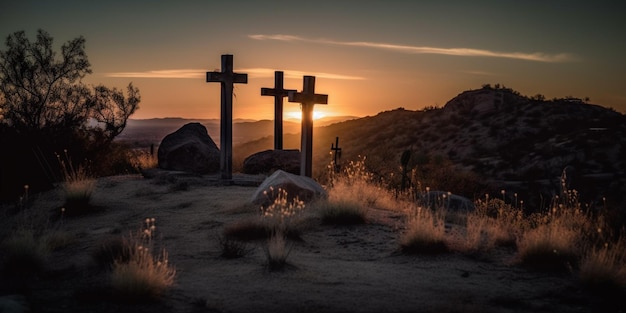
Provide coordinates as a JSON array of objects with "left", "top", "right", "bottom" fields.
[
  {"left": 235, "top": 86, "right": 626, "bottom": 208},
  {"left": 117, "top": 116, "right": 354, "bottom": 147}
]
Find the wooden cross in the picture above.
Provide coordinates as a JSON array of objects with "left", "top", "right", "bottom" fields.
[
  {"left": 288, "top": 76, "right": 328, "bottom": 177},
  {"left": 261, "top": 71, "right": 295, "bottom": 150},
  {"left": 206, "top": 54, "right": 248, "bottom": 180},
  {"left": 331, "top": 136, "right": 342, "bottom": 173}
]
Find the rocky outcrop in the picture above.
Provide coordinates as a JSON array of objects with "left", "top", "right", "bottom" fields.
[
  {"left": 242, "top": 149, "right": 300, "bottom": 175},
  {"left": 251, "top": 170, "right": 326, "bottom": 207},
  {"left": 157, "top": 123, "right": 220, "bottom": 174}
]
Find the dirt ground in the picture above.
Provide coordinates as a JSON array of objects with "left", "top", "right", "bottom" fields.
[{"left": 0, "top": 173, "right": 624, "bottom": 313}]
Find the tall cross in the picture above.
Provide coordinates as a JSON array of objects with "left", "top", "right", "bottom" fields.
[
  {"left": 261, "top": 71, "right": 295, "bottom": 150},
  {"left": 206, "top": 54, "right": 248, "bottom": 180},
  {"left": 331, "top": 136, "right": 342, "bottom": 173},
  {"left": 288, "top": 76, "right": 328, "bottom": 177}
]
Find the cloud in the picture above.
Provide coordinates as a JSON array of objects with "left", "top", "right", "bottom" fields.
[
  {"left": 105, "top": 68, "right": 364, "bottom": 80},
  {"left": 105, "top": 69, "right": 205, "bottom": 79},
  {"left": 249, "top": 34, "right": 576, "bottom": 63},
  {"left": 241, "top": 68, "right": 365, "bottom": 80}
]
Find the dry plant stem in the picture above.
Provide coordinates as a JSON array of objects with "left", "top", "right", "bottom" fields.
[{"left": 111, "top": 218, "right": 176, "bottom": 300}]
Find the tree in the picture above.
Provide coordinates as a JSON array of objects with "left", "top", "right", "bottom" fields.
[
  {"left": 0, "top": 29, "right": 139, "bottom": 138},
  {"left": 0, "top": 29, "right": 140, "bottom": 200}
]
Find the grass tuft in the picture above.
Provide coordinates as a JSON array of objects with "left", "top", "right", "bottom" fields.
[
  {"left": 218, "top": 235, "right": 251, "bottom": 259},
  {"left": 317, "top": 199, "right": 367, "bottom": 225},
  {"left": 579, "top": 238, "right": 626, "bottom": 290},
  {"left": 400, "top": 206, "right": 448, "bottom": 254},
  {"left": 111, "top": 218, "right": 176, "bottom": 301},
  {"left": 264, "top": 231, "right": 291, "bottom": 271},
  {"left": 57, "top": 150, "right": 97, "bottom": 215}
]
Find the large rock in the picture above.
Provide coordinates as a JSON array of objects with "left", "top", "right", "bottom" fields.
[
  {"left": 158, "top": 123, "right": 220, "bottom": 174},
  {"left": 243, "top": 149, "right": 300, "bottom": 175},
  {"left": 251, "top": 170, "right": 327, "bottom": 207}
]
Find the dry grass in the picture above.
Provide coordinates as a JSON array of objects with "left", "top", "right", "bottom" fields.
[
  {"left": 316, "top": 199, "right": 367, "bottom": 225},
  {"left": 328, "top": 156, "right": 397, "bottom": 211},
  {"left": 0, "top": 228, "right": 49, "bottom": 276},
  {"left": 218, "top": 235, "right": 251, "bottom": 259},
  {"left": 111, "top": 218, "right": 176, "bottom": 301},
  {"left": 400, "top": 205, "right": 448, "bottom": 254},
  {"left": 57, "top": 150, "right": 97, "bottom": 215},
  {"left": 264, "top": 231, "right": 291, "bottom": 271},
  {"left": 579, "top": 236, "right": 626, "bottom": 289},
  {"left": 458, "top": 199, "right": 525, "bottom": 253}
]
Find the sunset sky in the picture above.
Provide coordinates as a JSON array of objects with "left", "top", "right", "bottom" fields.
[{"left": 2, "top": 1, "right": 625, "bottom": 120}]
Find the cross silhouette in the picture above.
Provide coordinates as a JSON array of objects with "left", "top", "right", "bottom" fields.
[
  {"left": 261, "top": 71, "right": 295, "bottom": 150},
  {"left": 288, "top": 76, "right": 328, "bottom": 177},
  {"left": 331, "top": 136, "right": 342, "bottom": 172},
  {"left": 206, "top": 54, "right": 247, "bottom": 180}
]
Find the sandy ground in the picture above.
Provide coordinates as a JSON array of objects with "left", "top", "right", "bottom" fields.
[{"left": 1, "top": 173, "right": 623, "bottom": 313}]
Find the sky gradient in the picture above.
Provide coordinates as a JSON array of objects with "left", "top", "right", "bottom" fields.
[{"left": 2, "top": 0, "right": 625, "bottom": 119}]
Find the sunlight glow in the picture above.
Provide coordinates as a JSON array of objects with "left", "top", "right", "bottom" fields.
[{"left": 286, "top": 111, "right": 326, "bottom": 121}]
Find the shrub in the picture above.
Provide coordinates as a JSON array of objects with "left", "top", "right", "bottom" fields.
[
  {"left": 111, "top": 218, "right": 175, "bottom": 301},
  {"left": 400, "top": 206, "right": 448, "bottom": 254}
]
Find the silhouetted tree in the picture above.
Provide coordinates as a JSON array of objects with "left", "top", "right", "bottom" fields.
[{"left": 0, "top": 29, "right": 140, "bottom": 200}]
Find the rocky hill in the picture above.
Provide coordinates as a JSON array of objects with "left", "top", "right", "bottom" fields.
[{"left": 235, "top": 85, "right": 626, "bottom": 209}]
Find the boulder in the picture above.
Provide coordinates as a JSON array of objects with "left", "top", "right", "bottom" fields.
[
  {"left": 243, "top": 149, "right": 300, "bottom": 175},
  {"left": 251, "top": 170, "right": 327, "bottom": 207},
  {"left": 157, "top": 123, "right": 220, "bottom": 174},
  {"left": 422, "top": 191, "right": 475, "bottom": 211}
]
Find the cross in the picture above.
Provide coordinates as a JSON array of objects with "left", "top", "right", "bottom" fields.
[
  {"left": 288, "top": 76, "right": 328, "bottom": 177},
  {"left": 206, "top": 54, "right": 248, "bottom": 180},
  {"left": 331, "top": 136, "right": 342, "bottom": 173},
  {"left": 261, "top": 71, "right": 295, "bottom": 150}
]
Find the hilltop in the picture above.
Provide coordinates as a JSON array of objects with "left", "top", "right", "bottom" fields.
[{"left": 235, "top": 85, "right": 626, "bottom": 209}]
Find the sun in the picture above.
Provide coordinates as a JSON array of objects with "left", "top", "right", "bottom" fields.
[{"left": 286, "top": 111, "right": 327, "bottom": 121}]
